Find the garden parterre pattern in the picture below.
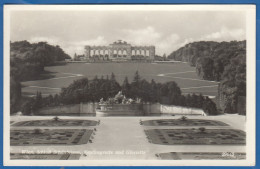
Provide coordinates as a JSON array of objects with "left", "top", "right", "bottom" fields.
[
  {"left": 145, "top": 129, "right": 245, "bottom": 145},
  {"left": 10, "top": 153, "right": 81, "bottom": 160},
  {"left": 11, "top": 129, "right": 93, "bottom": 146},
  {"left": 158, "top": 152, "right": 246, "bottom": 160},
  {"left": 142, "top": 119, "right": 229, "bottom": 126},
  {"left": 12, "top": 119, "right": 97, "bottom": 127}
]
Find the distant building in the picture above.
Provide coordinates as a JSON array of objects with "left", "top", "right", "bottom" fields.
[{"left": 82, "top": 40, "right": 155, "bottom": 61}]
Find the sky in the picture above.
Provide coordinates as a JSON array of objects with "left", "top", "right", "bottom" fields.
[{"left": 10, "top": 10, "right": 246, "bottom": 57}]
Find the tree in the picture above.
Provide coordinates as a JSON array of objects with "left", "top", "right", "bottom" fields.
[
  {"left": 10, "top": 76, "right": 21, "bottom": 114},
  {"left": 190, "top": 93, "right": 198, "bottom": 108},
  {"left": 53, "top": 94, "right": 60, "bottom": 106},
  {"left": 122, "top": 76, "right": 130, "bottom": 97},
  {"left": 74, "top": 53, "right": 77, "bottom": 60},
  {"left": 20, "top": 72, "right": 218, "bottom": 116},
  {"left": 21, "top": 100, "right": 33, "bottom": 115},
  {"left": 31, "top": 91, "right": 43, "bottom": 113},
  {"left": 45, "top": 94, "right": 54, "bottom": 107},
  {"left": 130, "top": 71, "right": 142, "bottom": 99},
  {"left": 201, "top": 57, "right": 214, "bottom": 80},
  {"left": 163, "top": 53, "right": 167, "bottom": 61},
  {"left": 133, "top": 71, "right": 141, "bottom": 84},
  {"left": 185, "top": 94, "right": 192, "bottom": 107},
  {"left": 139, "top": 79, "right": 152, "bottom": 102},
  {"left": 197, "top": 94, "right": 204, "bottom": 108},
  {"left": 110, "top": 72, "right": 116, "bottom": 82},
  {"left": 202, "top": 97, "right": 218, "bottom": 115},
  {"left": 150, "top": 79, "right": 158, "bottom": 102},
  {"left": 178, "top": 95, "right": 186, "bottom": 106}
]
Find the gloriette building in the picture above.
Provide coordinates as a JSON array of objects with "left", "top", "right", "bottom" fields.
[{"left": 83, "top": 40, "right": 155, "bottom": 61}]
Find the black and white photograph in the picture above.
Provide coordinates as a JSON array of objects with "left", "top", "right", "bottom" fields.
[{"left": 3, "top": 5, "right": 256, "bottom": 166}]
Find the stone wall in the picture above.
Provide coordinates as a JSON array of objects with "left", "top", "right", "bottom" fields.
[
  {"left": 37, "top": 102, "right": 206, "bottom": 116},
  {"left": 143, "top": 103, "right": 161, "bottom": 115},
  {"left": 160, "top": 104, "right": 206, "bottom": 116},
  {"left": 80, "top": 102, "right": 98, "bottom": 114},
  {"left": 37, "top": 104, "right": 81, "bottom": 115},
  {"left": 100, "top": 103, "right": 142, "bottom": 112}
]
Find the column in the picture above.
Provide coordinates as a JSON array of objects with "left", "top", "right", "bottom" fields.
[
  {"left": 109, "top": 48, "right": 113, "bottom": 59},
  {"left": 84, "top": 46, "right": 91, "bottom": 60},
  {"left": 149, "top": 46, "right": 155, "bottom": 60}
]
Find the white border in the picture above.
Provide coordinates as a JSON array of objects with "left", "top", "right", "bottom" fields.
[{"left": 3, "top": 5, "right": 256, "bottom": 166}]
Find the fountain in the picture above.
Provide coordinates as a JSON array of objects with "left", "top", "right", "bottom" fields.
[{"left": 96, "top": 91, "right": 143, "bottom": 116}]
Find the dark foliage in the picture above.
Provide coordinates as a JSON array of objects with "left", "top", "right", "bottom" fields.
[
  {"left": 24, "top": 72, "right": 218, "bottom": 116},
  {"left": 10, "top": 41, "right": 71, "bottom": 114},
  {"left": 10, "top": 41, "right": 71, "bottom": 81},
  {"left": 168, "top": 40, "right": 246, "bottom": 113}
]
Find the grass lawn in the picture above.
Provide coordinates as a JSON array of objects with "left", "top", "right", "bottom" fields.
[{"left": 21, "top": 62, "right": 218, "bottom": 97}]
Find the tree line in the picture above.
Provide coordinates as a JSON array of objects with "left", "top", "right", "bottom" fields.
[
  {"left": 10, "top": 41, "right": 71, "bottom": 114},
  {"left": 11, "top": 41, "right": 71, "bottom": 81},
  {"left": 21, "top": 71, "right": 218, "bottom": 115},
  {"left": 168, "top": 40, "right": 246, "bottom": 114}
]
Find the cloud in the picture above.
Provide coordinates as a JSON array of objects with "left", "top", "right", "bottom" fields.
[
  {"left": 29, "top": 36, "right": 109, "bottom": 57},
  {"left": 66, "top": 36, "right": 108, "bottom": 56},
  {"left": 156, "top": 34, "right": 180, "bottom": 55},
  {"left": 201, "top": 26, "right": 245, "bottom": 41},
  {"left": 168, "top": 27, "right": 246, "bottom": 56},
  {"left": 122, "top": 26, "right": 180, "bottom": 55},
  {"left": 29, "top": 36, "right": 60, "bottom": 45},
  {"left": 123, "top": 26, "right": 161, "bottom": 45},
  {"left": 26, "top": 26, "right": 246, "bottom": 57},
  {"left": 11, "top": 10, "right": 246, "bottom": 58},
  {"left": 74, "top": 36, "right": 108, "bottom": 46}
]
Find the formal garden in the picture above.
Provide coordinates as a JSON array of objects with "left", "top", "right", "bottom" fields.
[
  {"left": 11, "top": 129, "right": 93, "bottom": 146},
  {"left": 12, "top": 117, "right": 98, "bottom": 127},
  {"left": 144, "top": 128, "right": 245, "bottom": 145},
  {"left": 141, "top": 117, "right": 228, "bottom": 126}
]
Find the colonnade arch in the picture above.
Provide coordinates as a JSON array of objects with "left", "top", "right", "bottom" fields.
[{"left": 84, "top": 40, "right": 155, "bottom": 61}]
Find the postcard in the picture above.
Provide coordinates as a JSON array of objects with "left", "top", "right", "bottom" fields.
[{"left": 3, "top": 5, "right": 256, "bottom": 166}]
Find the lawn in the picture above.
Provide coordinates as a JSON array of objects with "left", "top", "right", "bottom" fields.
[{"left": 21, "top": 62, "right": 218, "bottom": 97}]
